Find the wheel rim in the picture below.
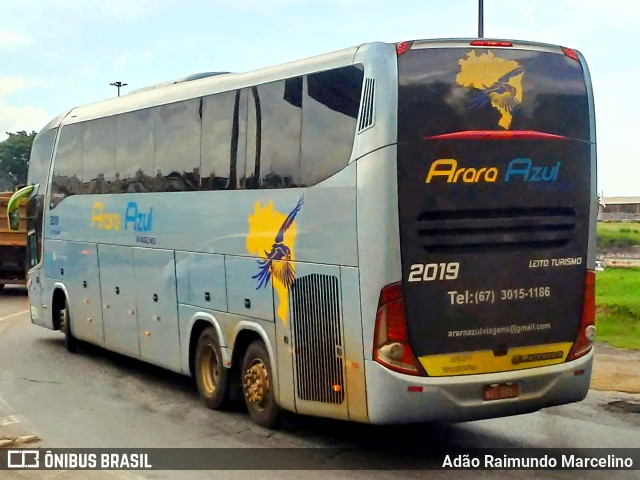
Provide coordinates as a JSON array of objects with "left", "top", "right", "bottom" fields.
[
  {"left": 200, "top": 342, "right": 220, "bottom": 395},
  {"left": 243, "top": 358, "right": 270, "bottom": 411},
  {"left": 60, "top": 309, "right": 68, "bottom": 334}
]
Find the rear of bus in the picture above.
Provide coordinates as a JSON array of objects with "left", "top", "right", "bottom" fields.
[{"left": 368, "top": 39, "right": 596, "bottom": 423}]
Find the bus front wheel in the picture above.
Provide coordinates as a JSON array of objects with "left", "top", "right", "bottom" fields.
[
  {"left": 60, "top": 301, "right": 78, "bottom": 353},
  {"left": 241, "top": 340, "right": 281, "bottom": 428},
  {"left": 195, "top": 327, "right": 229, "bottom": 410}
]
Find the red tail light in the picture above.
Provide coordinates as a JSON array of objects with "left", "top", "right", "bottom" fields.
[
  {"left": 567, "top": 271, "right": 596, "bottom": 361},
  {"left": 561, "top": 47, "right": 580, "bottom": 62},
  {"left": 396, "top": 41, "right": 413, "bottom": 57},
  {"left": 373, "top": 283, "right": 425, "bottom": 376},
  {"left": 470, "top": 40, "right": 513, "bottom": 47}
]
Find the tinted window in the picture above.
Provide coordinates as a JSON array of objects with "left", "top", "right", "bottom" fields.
[
  {"left": 154, "top": 99, "right": 201, "bottom": 191},
  {"left": 51, "top": 124, "right": 83, "bottom": 207},
  {"left": 116, "top": 109, "right": 155, "bottom": 193},
  {"left": 398, "top": 48, "right": 589, "bottom": 140},
  {"left": 201, "top": 90, "right": 245, "bottom": 190},
  {"left": 28, "top": 127, "right": 57, "bottom": 266},
  {"left": 28, "top": 128, "right": 56, "bottom": 189},
  {"left": 82, "top": 116, "right": 116, "bottom": 194},
  {"left": 300, "top": 66, "right": 363, "bottom": 186},
  {"left": 245, "top": 79, "right": 302, "bottom": 189}
]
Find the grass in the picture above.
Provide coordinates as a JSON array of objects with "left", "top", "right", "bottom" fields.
[
  {"left": 597, "top": 222, "right": 640, "bottom": 249},
  {"left": 595, "top": 268, "right": 640, "bottom": 350}
]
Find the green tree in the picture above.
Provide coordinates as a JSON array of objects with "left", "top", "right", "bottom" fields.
[{"left": 0, "top": 130, "right": 36, "bottom": 191}]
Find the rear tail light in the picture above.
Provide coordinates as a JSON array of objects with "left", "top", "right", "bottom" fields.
[
  {"left": 373, "top": 283, "right": 425, "bottom": 376},
  {"left": 470, "top": 40, "right": 513, "bottom": 47},
  {"left": 561, "top": 46, "right": 580, "bottom": 61},
  {"left": 567, "top": 271, "right": 596, "bottom": 361},
  {"left": 396, "top": 41, "right": 413, "bottom": 56}
]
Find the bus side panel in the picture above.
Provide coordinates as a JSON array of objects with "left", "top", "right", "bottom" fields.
[
  {"left": 175, "top": 251, "right": 227, "bottom": 312},
  {"left": 67, "top": 242, "right": 103, "bottom": 346},
  {"left": 275, "top": 302, "right": 296, "bottom": 413},
  {"left": 356, "top": 145, "right": 402, "bottom": 359},
  {"left": 340, "top": 265, "right": 368, "bottom": 423},
  {"left": 99, "top": 245, "right": 140, "bottom": 359},
  {"left": 288, "top": 262, "right": 349, "bottom": 420},
  {"left": 226, "top": 255, "right": 275, "bottom": 321},
  {"left": 27, "top": 268, "right": 44, "bottom": 327},
  {"left": 133, "top": 248, "right": 182, "bottom": 373}
]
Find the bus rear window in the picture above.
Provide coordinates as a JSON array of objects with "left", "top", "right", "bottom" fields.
[{"left": 398, "top": 47, "right": 590, "bottom": 141}]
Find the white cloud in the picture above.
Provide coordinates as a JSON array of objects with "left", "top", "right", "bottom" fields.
[
  {"left": 0, "top": 77, "right": 30, "bottom": 96},
  {"left": 0, "top": 77, "right": 50, "bottom": 140},
  {"left": 0, "top": 30, "right": 31, "bottom": 49},
  {"left": 0, "top": 101, "right": 50, "bottom": 140}
]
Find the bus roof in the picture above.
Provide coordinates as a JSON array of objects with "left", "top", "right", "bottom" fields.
[{"left": 51, "top": 38, "right": 581, "bottom": 129}]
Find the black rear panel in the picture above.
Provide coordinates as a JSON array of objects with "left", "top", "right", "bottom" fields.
[{"left": 397, "top": 45, "right": 592, "bottom": 375}]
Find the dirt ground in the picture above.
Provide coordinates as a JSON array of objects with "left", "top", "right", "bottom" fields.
[{"left": 591, "top": 342, "right": 640, "bottom": 394}]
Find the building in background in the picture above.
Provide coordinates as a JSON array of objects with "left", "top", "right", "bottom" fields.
[{"left": 598, "top": 196, "right": 640, "bottom": 221}]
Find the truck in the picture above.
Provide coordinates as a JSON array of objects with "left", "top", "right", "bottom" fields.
[{"left": 0, "top": 191, "right": 27, "bottom": 291}]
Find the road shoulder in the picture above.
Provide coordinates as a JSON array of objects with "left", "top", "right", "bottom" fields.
[{"left": 591, "top": 342, "right": 640, "bottom": 394}]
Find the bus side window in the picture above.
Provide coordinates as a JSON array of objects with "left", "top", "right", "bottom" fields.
[
  {"left": 201, "top": 91, "right": 242, "bottom": 190},
  {"left": 245, "top": 79, "right": 302, "bottom": 189},
  {"left": 116, "top": 109, "right": 155, "bottom": 194},
  {"left": 51, "top": 124, "right": 84, "bottom": 208},
  {"left": 300, "top": 65, "right": 363, "bottom": 186},
  {"left": 154, "top": 99, "right": 201, "bottom": 192},
  {"left": 82, "top": 117, "right": 116, "bottom": 195}
]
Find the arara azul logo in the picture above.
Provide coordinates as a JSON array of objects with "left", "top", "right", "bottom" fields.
[
  {"left": 456, "top": 50, "right": 525, "bottom": 130},
  {"left": 246, "top": 196, "right": 304, "bottom": 324},
  {"left": 425, "top": 158, "right": 561, "bottom": 184},
  {"left": 91, "top": 201, "right": 154, "bottom": 236}
]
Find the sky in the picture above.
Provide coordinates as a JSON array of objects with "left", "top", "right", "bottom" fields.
[{"left": 0, "top": 0, "right": 637, "bottom": 196}]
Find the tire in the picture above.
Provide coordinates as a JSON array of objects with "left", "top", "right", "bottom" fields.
[
  {"left": 195, "top": 327, "right": 229, "bottom": 409},
  {"left": 241, "top": 340, "right": 281, "bottom": 428},
  {"left": 59, "top": 301, "right": 78, "bottom": 353}
]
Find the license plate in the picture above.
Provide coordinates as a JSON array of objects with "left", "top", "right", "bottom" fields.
[{"left": 482, "top": 382, "right": 519, "bottom": 401}]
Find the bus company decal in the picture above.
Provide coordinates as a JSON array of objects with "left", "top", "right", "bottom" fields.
[
  {"left": 418, "top": 342, "right": 573, "bottom": 376},
  {"left": 425, "top": 158, "right": 561, "bottom": 184},
  {"left": 456, "top": 51, "right": 525, "bottom": 130},
  {"left": 90, "top": 201, "right": 155, "bottom": 244},
  {"left": 246, "top": 195, "right": 304, "bottom": 325}
]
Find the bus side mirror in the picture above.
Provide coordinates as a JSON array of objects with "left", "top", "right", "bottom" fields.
[{"left": 7, "top": 184, "right": 36, "bottom": 231}]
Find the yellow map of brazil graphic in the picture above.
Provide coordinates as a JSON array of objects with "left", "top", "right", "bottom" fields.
[
  {"left": 246, "top": 197, "right": 303, "bottom": 325},
  {"left": 456, "top": 51, "right": 524, "bottom": 129}
]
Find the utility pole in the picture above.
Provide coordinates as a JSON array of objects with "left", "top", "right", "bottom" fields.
[
  {"left": 478, "top": 0, "right": 484, "bottom": 38},
  {"left": 110, "top": 81, "right": 128, "bottom": 97}
]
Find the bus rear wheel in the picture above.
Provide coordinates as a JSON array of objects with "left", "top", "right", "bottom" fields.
[
  {"left": 195, "top": 327, "right": 229, "bottom": 410},
  {"left": 241, "top": 340, "right": 281, "bottom": 429},
  {"left": 59, "top": 301, "right": 78, "bottom": 353}
]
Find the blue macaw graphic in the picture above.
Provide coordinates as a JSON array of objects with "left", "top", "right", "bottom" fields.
[
  {"left": 469, "top": 65, "right": 525, "bottom": 112},
  {"left": 252, "top": 195, "right": 304, "bottom": 290}
]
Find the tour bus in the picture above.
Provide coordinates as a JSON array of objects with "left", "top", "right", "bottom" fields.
[{"left": 8, "top": 38, "right": 597, "bottom": 428}]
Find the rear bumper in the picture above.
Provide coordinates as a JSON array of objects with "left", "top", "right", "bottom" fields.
[{"left": 365, "top": 350, "right": 592, "bottom": 424}]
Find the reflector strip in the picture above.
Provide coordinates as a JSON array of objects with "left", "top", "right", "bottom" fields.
[{"left": 424, "top": 130, "right": 567, "bottom": 141}]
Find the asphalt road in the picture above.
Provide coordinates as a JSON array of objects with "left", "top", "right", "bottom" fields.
[{"left": 1, "top": 285, "right": 640, "bottom": 479}]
